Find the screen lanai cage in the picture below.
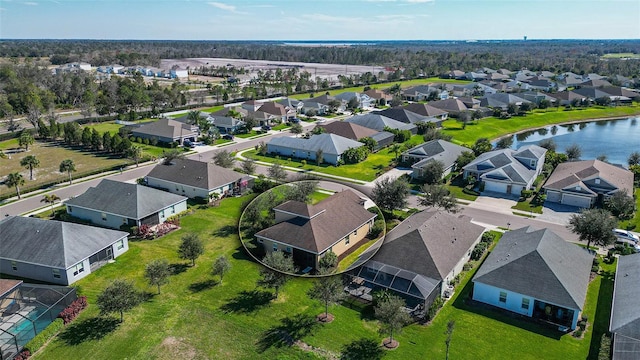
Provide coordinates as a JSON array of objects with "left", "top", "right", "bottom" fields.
[
  {"left": 0, "top": 281, "right": 77, "bottom": 360},
  {"left": 346, "top": 260, "right": 441, "bottom": 312}
]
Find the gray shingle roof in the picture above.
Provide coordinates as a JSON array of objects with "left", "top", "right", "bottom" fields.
[
  {"left": 267, "top": 133, "right": 364, "bottom": 156},
  {"left": 428, "top": 99, "right": 469, "bottom": 113},
  {"left": 473, "top": 226, "right": 593, "bottom": 310},
  {"left": 372, "top": 108, "right": 431, "bottom": 124},
  {"left": 0, "top": 216, "right": 128, "bottom": 268},
  {"left": 131, "top": 118, "right": 198, "bottom": 140},
  {"left": 405, "top": 140, "right": 469, "bottom": 170},
  {"left": 344, "top": 114, "right": 417, "bottom": 132},
  {"left": 403, "top": 103, "right": 448, "bottom": 118},
  {"left": 543, "top": 160, "right": 634, "bottom": 195},
  {"left": 463, "top": 145, "right": 546, "bottom": 185},
  {"left": 66, "top": 179, "right": 187, "bottom": 220},
  {"left": 255, "top": 190, "right": 377, "bottom": 253},
  {"left": 370, "top": 210, "right": 485, "bottom": 280},
  {"left": 611, "top": 254, "right": 640, "bottom": 359},
  {"left": 318, "top": 122, "right": 378, "bottom": 140},
  {"left": 147, "top": 158, "right": 244, "bottom": 191}
]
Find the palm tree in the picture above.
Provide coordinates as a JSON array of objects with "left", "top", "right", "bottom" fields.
[
  {"left": 186, "top": 110, "right": 201, "bottom": 125},
  {"left": 41, "top": 194, "right": 61, "bottom": 216},
  {"left": 5, "top": 172, "right": 25, "bottom": 199},
  {"left": 20, "top": 155, "right": 40, "bottom": 180},
  {"left": 59, "top": 159, "right": 76, "bottom": 184},
  {"left": 389, "top": 143, "right": 402, "bottom": 162}
]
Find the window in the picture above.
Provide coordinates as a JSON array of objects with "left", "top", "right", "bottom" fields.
[
  {"left": 499, "top": 291, "right": 507, "bottom": 303},
  {"left": 123, "top": 217, "right": 127, "bottom": 224},
  {"left": 285, "top": 246, "right": 292, "bottom": 253},
  {"left": 521, "top": 298, "right": 530, "bottom": 310},
  {"left": 116, "top": 240, "right": 125, "bottom": 250},
  {"left": 52, "top": 269, "right": 61, "bottom": 279},
  {"left": 101, "top": 212, "right": 107, "bottom": 221},
  {"left": 258, "top": 238, "right": 264, "bottom": 244},
  {"left": 595, "top": 178, "right": 601, "bottom": 185},
  {"left": 273, "top": 243, "right": 278, "bottom": 251},
  {"left": 68, "top": 206, "right": 73, "bottom": 213},
  {"left": 171, "top": 205, "right": 175, "bottom": 214},
  {"left": 72, "top": 262, "right": 85, "bottom": 276},
  {"left": 160, "top": 210, "right": 165, "bottom": 218},
  {"left": 529, "top": 159, "right": 536, "bottom": 167},
  {"left": 575, "top": 186, "right": 581, "bottom": 191},
  {"left": 11, "top": 261, "right": 17, "bottom": 271}
]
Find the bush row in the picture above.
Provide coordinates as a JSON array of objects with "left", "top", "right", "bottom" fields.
[
  {"left": 57, "top": 296, "right": 88, "bottom": 325},
  {"left": 21, "top": 318, "right": 64, "bottom": 358}
]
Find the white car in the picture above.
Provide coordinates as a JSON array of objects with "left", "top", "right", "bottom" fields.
[{"left": 614, "top": 229, "right": 640, "bottom": 243}]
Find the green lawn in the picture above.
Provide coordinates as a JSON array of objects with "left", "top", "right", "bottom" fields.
[
  {"left": 32, "top": 195, "right": 612, "bottom": 360},
  {"left": 619, "top": 188, "right": 640, "bottom": 231},
  {"left": 82, "top": 120, "right": 179, "bottom": 158},
  {"left": 272, "top": 124, "right": 290, "bottom": 131},
  {"left": 442, "top": 105, "right": 640, "bottom": 146},
  {"left": 512, "top": 199, "right": 544, "bottom": 214}
]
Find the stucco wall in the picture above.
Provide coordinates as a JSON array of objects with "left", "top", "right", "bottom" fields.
[
  {"left": 146, "top": 177, "right": 210, "bottom": 199},
  {"left": 66, "top": 205, "right": 131, "bottom": 229},
  {"left": 321, "top": 220, "right": 373, "bottom": 258},
  {"left": 267, "top": 144, "right": 340, "bottom": 165}
]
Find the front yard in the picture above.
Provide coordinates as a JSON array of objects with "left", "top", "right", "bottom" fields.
[{"left": 31, "top": 194, "right": 614, "bottom": 360}]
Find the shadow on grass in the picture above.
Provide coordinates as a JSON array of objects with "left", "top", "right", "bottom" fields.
[
  {"left": 189, "top": 279, "right": 218, "bottom": 293},
  {"left": 453, "top": 258, "right": 562, "bottom": 340},
  {"left": 341, "top": 338, "right": 385, "bottom": 360},
  {"left": 58, "top": 317, "right": 120, "bottom": 346},
  {"left": 257, "top": 314, "right": 318, "bottom": 353},
  {"left": 212, "top": 224, "right": 238, "bottom": 238},
  {"left": 587, "top": 270, "right": 615, "bottom": 360},
  {"left": 221, "top": 289, "right": 273, "bottom": 314},
  {"left": 169, "top": 263, "right": 189, "bottom": 275}
]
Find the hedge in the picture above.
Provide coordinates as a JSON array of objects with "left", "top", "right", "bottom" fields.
[{"left": 23, "top": 318, "right": 64, "bottom": 355}]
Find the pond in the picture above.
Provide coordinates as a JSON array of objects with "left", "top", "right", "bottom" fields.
[{"left": 506, "top": 117, "right": 640, "bottom": 166}]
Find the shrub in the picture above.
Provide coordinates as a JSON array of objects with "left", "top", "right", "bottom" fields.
[
  {"left": 57, "top": 296, "right": 88, "bottom": 324},
  {"left": 481, "top": 232, "right": 494, "bottom": 244},
  {"left": 520, "top": 189, "right": 533, "bottom": 199},
  {"left": 471, "top": 243, "right": 487, "bottom": 261},
  {"left": 166, "top": 215, "right": 181, "bottom": 227},
  {"left": 463, "top": 262, "right": 474, "bottom": 271},
  {"left": 427, "top": 296, "right": 444, "bottom": 321},
  {"left": 23, "top": 318, "right": 64, "bottom": 355},
  {"left": 13, "top": 350, "right": 31, "bottom": 360},
  {"left": 598, "top": 334, "right": 612, "bottom": 360},
  {"left": 573, "top": 329, "right": 583, "bottom": 338},
  {"left": 369, "top": 221, "right": 385, "bottom": 238}
]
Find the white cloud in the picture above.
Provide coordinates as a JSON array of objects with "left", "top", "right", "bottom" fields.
[
  {"left": 23, "top": 1, "right": 38, "bottom": 5},
  {"left": 208, "top": 2, "right": 235, "bottom": 11},
  {"left": 301, "top": 13, "right": 359, "bottom": 23},
  {"left": 406, "top": 0, "right": 434, "bottom": 2}
]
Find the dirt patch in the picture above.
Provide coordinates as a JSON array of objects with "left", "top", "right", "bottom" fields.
[
  {"left": 381, "top": 338, "right": 399, "bottom": 349},
  {"left": 316, "top": 313, "right": 335, "bottom": 323},
  {"left": 157, "top": 336, "right": 197, "bottom": 360}
]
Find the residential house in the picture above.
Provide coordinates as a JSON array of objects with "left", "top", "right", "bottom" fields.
[
  {"left": 308, "top": 94, "right": 345, "bottom": 112},
  {"left": 401, "top": 85, "right": 447, "bottom": 102},
  {"left": 334, "top": 92, "right": 374, "bottom": 108},
  {"left": 241, "top": 100, "right": 263, "bottom": 112},
  {"left": 543, "top": 159, "right": 634, "bottom": 208},
  {"left": 442, "top": 70, "right": 467, "bottom": 80},
  {"left": 364, "top": 88, "right": 393, "bottom": 104},
  {"left": 525, "top": 78, "right": 556, "bottom": 92},
  {"left": 472, "top": 226, "right": 592, "bottom": 330},
  {"left": 520, "top": 91, "right": 558, "bottom": 105},
  {"left": 258, "top": 101, "right": 295, "bottom": 122},
  {"left": 349, "top": 210, "right": 485, "bottom": 309},
  {"left": 146, "top": 158, "right": 249, "bottom": 200},
  {"left": 266, "top": 133, "right": 365, "bottom": 165},
  {"left": 277, "top": 97, "right": 304, "bottom": 112},
  {"left": 131, "top": 118, "right": 198, "bottom": 145},
  {"left": 463, "top": 145, "right": 547, "bottom": 195},
  {"left": 0, "top": 216, "right": 129, "bottom": 285},
  {"left": 344, "top": 113, "right": 417, "bottom": 134},
  {"left": 372, "top": 107, "right": 437, "bottom": 126},
  {"left": 170, "top": 68, "right": 188, "bottom": 79},
  {"left": 428, "top": 99, "right": 470, "bottom": 117},
  {"left": 255, "top": 190, "right": 377, "bottom": 270},
  {"left": 600, "top": 86, "right": 640, "bottom": 102},
  {"left": 580, "top": 79, "right": 612, "bottom": 88},
  {"left": 465, "top": 71, "right": 488, "bottom": 82},
  {"left": 318, "top": 122, "right": 394, "bottom": 150},
  {"left": 547, "top": 91, "right": 587, "bottom": 106},
  {"left": 402, "top": 140, "right": 469, "bottom": 180},
  {"left": 301, "top": 101, "right": 330, "bottom": 116},
  {"left": 478, "top": 93, "right": 531, "bottom": 110},
  {"left": 610, "top": 253, "right": 640, "bottom": 360},
  {"left": 65, "top": 179, "right": 188, "bottom": 229},
  {"left": 457, "top": 97, "right": 481, "bottom": 109},
  {"left": 572, "top": 87, "right": 632, "bottom": 103},
  {"left": 403, "top": 103, "right": 449, "bottom": 121},
  {"left": 211, "top": 106, "right": 249, "bottom": 118},
  {"left": 209, "top": 116, "right": 245, "bottom": 134}
]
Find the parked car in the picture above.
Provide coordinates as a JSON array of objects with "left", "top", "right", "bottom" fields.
[
  {"left": 183, "top": 140, "right": 195, "bottom": 148},
  {"left": 222, "top": 134, "right": 234, "bottom": 140},
  {"left": 261, "top": 125, "right": 272, "bottom": 131},
  {"left": 289, "top": 118, "right": 301, "bottom": 123},
  {"left": 614, "top": 229, "right": 640, "bottom": 243}
]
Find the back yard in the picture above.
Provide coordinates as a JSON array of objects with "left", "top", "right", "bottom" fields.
[{"left": 31, "top": 195, "right": 613, "bottom": 360}]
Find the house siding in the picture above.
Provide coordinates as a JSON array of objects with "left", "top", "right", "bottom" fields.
[
  {"left": 267, "top": 143, "right": 340, "bottom": 165},
  {"left": 66, "top": 205, "right": 132, "bottom": 230},
  {"left": 442, "top": 233, "right": 483, "bottom": 291},
  {"left": 146, "top": 177, "right": 210, "bottom": 199},
  {"left": 0, "top": 259, "right": 71, "bottom": 285}
]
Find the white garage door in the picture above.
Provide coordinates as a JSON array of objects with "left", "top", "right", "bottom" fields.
[
  {"left": 546, "top": 190, "right": 561, "bottom": 203},
  {"left": 484, "top": 181, "right": 508, "bottom": 194},
  {"left": 562, "top": 194, "right": 591, "bottom": 208}
]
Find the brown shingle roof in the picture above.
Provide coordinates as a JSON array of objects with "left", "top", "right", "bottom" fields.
[
  {"left": 258, "top": 102, "right": 287, "bottom": 116},
  {"left": 318, "top": 122, "right": 378, "bottom": 140},
  {"left": 147, "top": 158, "right": 244, "bottom": 191},
  {"left": 255, "top": 190, "right": 376, "bottom": 253},
  {"left": 544, "top": 159, "right": 634, "bottom": 195},
  {"left": 0, "top": 279, "right": 22, "bottom": 298}
]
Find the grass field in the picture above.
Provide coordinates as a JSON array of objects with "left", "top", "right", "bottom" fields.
[
  {"left": 619, "top": 188, "right": 640, "bottom": 231},
  {"left": 82, "top": 120, "right": 179, "bottom": 158},
  {"left": 31, "top": 199, "right": 612, "bottom": 359},
  {"left": 442, "top": 105, "right": 640, "bottom": 146},
  {"left": 0, "top": 140, "right": 128, "bottom": 198},
  {"left": 601, "top": 53, "right": 640, "bottom": 59}
]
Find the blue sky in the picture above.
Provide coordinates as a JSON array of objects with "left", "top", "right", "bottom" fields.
[{"left": 1, "top": 0, "right": 639, "bottom": 40}]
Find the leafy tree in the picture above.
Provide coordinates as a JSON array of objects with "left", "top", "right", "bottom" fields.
[
  {"left": 243, "top": 117, "right": 257, "bottom": 131},
  {"left": 537, "top": 138, "right": 556, "bottom": 152},
  {"left": 374, "top": 294, "right": 411, "bottom": 348},
  {"left": 96, "top": 279, "right": 140, "bottom": 323},
  {"left": 628, "top": 151, "right": 640, "bottom": 166},
  {"left": 178, "top": 233, "right": 204, "bottom": 266},
  {"left": 5, "top": 172, "right": 25, "bottom": 199},
  {"left": 421, "top": 160, "right": 445, "bottom": 185},
  {"left": 506, "top": 103, "right": 519, "bottom": 115},
  {"left": 359, "top": 137, "right": 377, "bottom": 152},
  {"left": 346, "top": 97, "right": 360, "bottom": 110},
  {"left": 59, "top": 159, "right": 76, "bottom": 184},
  {"left": 495, "top": 136, "right": 514, "bottom": 149},
  {"left": 341, "top": 338, "right": 385, "bottom": 360},
  {"left": 308, "top": 273, "right": 344, "bottom": 321},
  {"left": 41, "top": 193, "right": 61, "bottom": 215},
  {"left": 389, "top": 143, "right": 403, "bottom": 162},
  {"left": 605, "top": 191, "right": 636, "bottom": 221},
  {"left": 370, "top": 177, "right": 409, "bottom": 213},
  {"left": 315, "top": 149, "right": 324, "bottom": 165},
  {"left": 342, "top": 146, "right": 369, "bottom": 164},
  {"left": 565, "top": 143, "right": 582, "bottom": 161},
  {"left": 91, "top": 128, "right": 102, "bottom": 151},
  {"left": 285, "top": 180, "right": 319, "bottom": 203},
  {"left": 268, "top": 162, "right": 287, "bottom": 182},
  {"left": 419, "top": 184, "right": 459, "bottom": 213},
  {"left": 20, "top": 155, "right": 39, "bottom": 181},
  {"left": 472, "top": 138, "right": 492, "bottom": 156},
  {"left": 37, "top": 118, "right": 50, "bottom": 139},
  {"left": 318, "top": 251, "right": 338, "bottom": 271},
  {"left": 18, "top": 130, "right": 34, "bottom": 151},
  {"left": 455, "top": 151, "right": 476, "bottom": 169},
  {"left": 144, "top": 259, "right": 170, "bottom": 294},
  {"left": 568, "top": 208, "right": 617, "bottom": 250},
  {"left": 126, "top": 145, "right": 143, "bottom": 167},
  {"left": 290, "top": 122, "right": 303, "bottom": 136},
  {"left": 162, "top": 148, "right": 185, "bottom": 164},
  {"left": 212, "top": 255, "right": 231, "bottom": 284},
  {"left": 311, "top": 126, "right": 326, "bottom": 135},
  {"left": 241, "top": 158, "right": 256, "bottom": 174},
  {"left": 457, "top": 111, "right": 472, "bottom": 129},
  {"left": 213, "top": 150, "right": 235, "bottom": 168},
  {"left": 257, "top": 251, "right": 294, "bottom": 299}
]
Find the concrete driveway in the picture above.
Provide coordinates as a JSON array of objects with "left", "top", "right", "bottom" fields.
[
  {"left": 537, "top": 202, "right": 580, "bottom": 225},
  {"left": 466, "top": 194, "right": 518, "bottom": 216}
]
